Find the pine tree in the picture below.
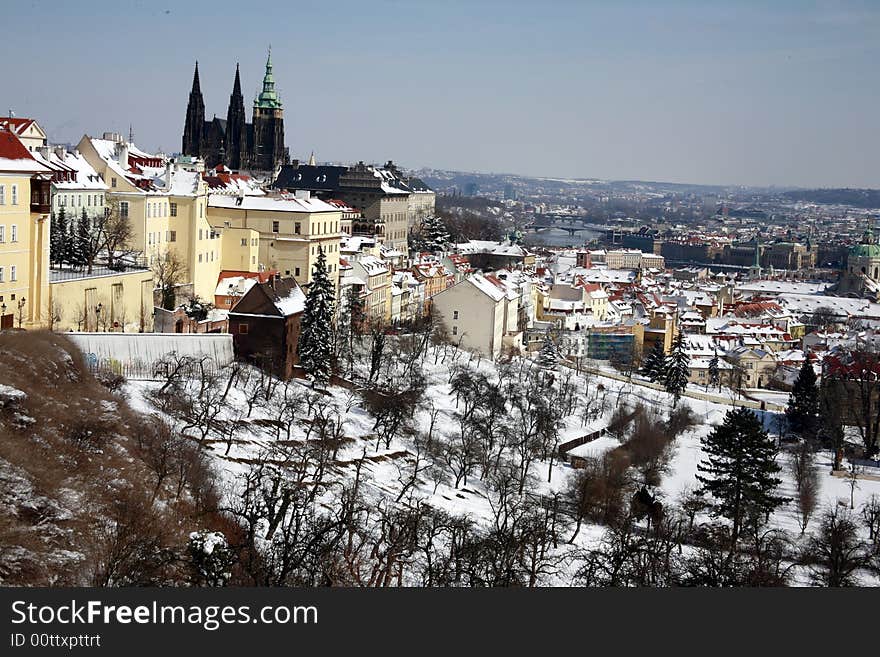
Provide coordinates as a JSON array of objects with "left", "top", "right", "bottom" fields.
[
  {"left": 786, "top": 359, "right": 820, "bottom": 440},
  {"left": 708, "top": 349, "right": 721, "bottom": 391},
  {"left": 664, "top": 331, "right": 690, "bottom": 406},
  {"left": 536, "top": 330, "right": 559, "bottom": 370},
  {"left": 297, "top": 246, "right": 336, "bottom": 386},
  {"left": 640, "top": 341, "right": 667, "bottom": 382},
  {"left": 73, "top": 211, "right": 91, "bottom": 269},
  {"left": 696, "top": 407, "right": 786, "bottom": 545},
  {"left": 418, "top": 215, "right": 451, "bottom": 252},
  {"left": 51, "top": 207, "right": 68, "bottom": 267}
]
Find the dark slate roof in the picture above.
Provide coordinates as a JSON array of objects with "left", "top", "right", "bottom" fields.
[{"left": 273, "top": 163, "right": 348, "bottom": 191}]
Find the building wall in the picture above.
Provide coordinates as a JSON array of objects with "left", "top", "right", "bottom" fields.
[
  {"left": 49, "top": 269, "right": 154, "bottom": 332},
  {"left": 365, "top": 195, "right": 409, "bottom": 251},
  {"left": 0, "top": 173, "right": 50, "bottom": 327},
  {"left": 432, "top": 281, "right": 501, "bottom": 358},
  {"left": 407, "top": 190, "right": 436, "bottom": 229},
  {"left": 207, "top": 204, "right": 341, "bottom": 290}
]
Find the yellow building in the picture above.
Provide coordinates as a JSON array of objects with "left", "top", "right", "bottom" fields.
[
  {"left": 49, "top": 267, "right": 155, "bottom": 332},
  {"left": 207, "top": 193, "right": 341, "bottom": 290},
  {"left": 78, "top": 135, "right": 255, "bottom": 304},
  {"left": 0, "top": 127, "right": 52, "bottom": 328}
]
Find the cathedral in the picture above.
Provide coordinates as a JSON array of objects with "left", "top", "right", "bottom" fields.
[{"left": 181, "top": 51, "right": 288, "bottom": 172}]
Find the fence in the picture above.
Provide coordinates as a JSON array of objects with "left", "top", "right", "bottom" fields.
[{"left": 67, "top": 332, "right": 234, "bottom": 380}]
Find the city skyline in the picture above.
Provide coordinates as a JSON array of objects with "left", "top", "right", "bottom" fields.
[{"left": 3, "top": 0, "right": 880, "bottom": 188}]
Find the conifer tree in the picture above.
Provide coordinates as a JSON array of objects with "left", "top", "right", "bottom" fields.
[
  {"left": 708, "top": 349, "right": 721, "bottom": 391},
  {"left": 640, "top": 341, "right": 667, "bottom": 382},
  {"left": 51, "top": 207, "right": 69, "bottom": 267},
  {"left": 786, "top": 358, "right": 820, "bottom": 441},
  {"left": 664, "top": 331, "right": 690, "bottom": 406},
  {"left": 536, "top": 330, "right": 559, "bottom": 370},
  {"left": 696, "top": 407, "right": 786, "bottom": 546},
  {"left": 417, "top": 215, "right": 451, "bottom": 252},
  {"left": 72, "top": 211, "right": 91, "bottom": 269},
  {"left": 297, "top": 246, "right": 336, "bottom": 386}
]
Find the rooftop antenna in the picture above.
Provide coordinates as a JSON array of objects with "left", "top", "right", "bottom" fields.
[{"left": 128, "top": 124, "right": 134, "bottom": 144}]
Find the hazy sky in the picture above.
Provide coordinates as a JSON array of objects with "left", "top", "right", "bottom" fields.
[{"left": 3, "top": 0, "right": 879, "bottom": 187}]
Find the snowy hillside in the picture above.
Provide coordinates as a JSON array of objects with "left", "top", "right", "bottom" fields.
[{"left": 124, "top": 331, "right": 880, "bottom": 586}]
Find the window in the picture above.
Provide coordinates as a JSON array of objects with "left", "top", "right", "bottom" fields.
[
  {"left": 240, "top": 238, "right": 247, "bottom": 247},
  {"left": 120, "top": 201, "right": 129, "bottom": 218},
  {"left": 294, "top": 222, "right": 301, "bottom": 234},
  {"left": 168, "top": 231, "right": 177, "bottom": 242},
  {"left": 198, "top": 254, "right": 203, "bottom": 263},
  {"left": 0, "top": 267, "right": 3, "bottom": 282},
  {"left": 452, "top": 326, "right": 458, "bottom": 336},
  {"left": 10, "top": 266, "right": 16, "bottom": 282},
  {"left": 111, "top": 177, "right": 117, "bottom": 188},
  {"left": 10, "top": 225, "right": 17, "bottom": 242},
  {"left": 453, "top": 310, "right": 459, "bottom": 319},
  {"left": 199, "top": 229, "right": 203, "bottom": 240},
  {"left": 11, "top": 185, "right": 17, "bottom": 205},
  {"left": 272, "top": 220, "right": 279, "bottom": 233},
  {"left": 238, "top": 323, "right": 249, "bottom": 334},
  {"left": 170, "top": 202, "right": 177, "bottom": 216},
  {"left": 0, "top": 226, "right": 4, "bottom": 242},
  {"left": 0, "top": 185, "right": 5, "bottom": 205},
  {"left": 199, "top": 204, "right": 203, "bottom": 218},
  {"left": 295, "top": 267, "right": 300, "bottom": 277}
]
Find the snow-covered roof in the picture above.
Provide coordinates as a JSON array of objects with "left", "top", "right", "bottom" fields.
[
  {"left": 467, "top": 273, "right": 506, "bottom": 302},
  {"left": 0, "top": 129, "right": 50, "bottom": 173},
  {"left": 215, "top": 276, "right": 257, "bottom": 298},
  {"left": 209, "top": 193, "right": 340, "bottom": 213},
  {"left": 273, "top": 285, "right": 306, "bottom": 316}
]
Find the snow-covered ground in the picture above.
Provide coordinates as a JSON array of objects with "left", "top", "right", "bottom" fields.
[{"left": 126, "top": 343, "right": 880, "bottom": 585}]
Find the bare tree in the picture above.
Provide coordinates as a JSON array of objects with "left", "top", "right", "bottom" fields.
[
  {"left": 152, "top": 249, "right": 188, "bottom": 311},
  {"left": 102, "top": 198, "right": 135, "bottom": 270},
  {"left": 802, "top": 506, "right": 868, "bottom": 587}
]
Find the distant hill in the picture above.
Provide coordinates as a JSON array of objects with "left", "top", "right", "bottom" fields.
[{"left": 782, "top": 188, "right": 880, "bottom": 209}]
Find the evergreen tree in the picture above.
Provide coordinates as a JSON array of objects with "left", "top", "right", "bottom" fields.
[
  {"left": 417, "top": 215, "right": 451, "bottom": 252},
  {"left": 72, "top": 211, "right": 91, "bottom": 269},
  {"left": 664, "top": 331, "right": 690, "bottom": 406},
  {"left": 696, "top": 407, "right": 786, "bottom": 545},
  {"left": 51, "top": 207, "right": 69, "bottom": 267},
  {"left": 640, "top": 341, "right": 667, "bottom": 382},
  {"left": 297, "top": 246, "right": 336, "bottom": 386},
  {"left": 536, "top": 330, "right": 559, "bottom": 370},
  {"left": 708, "top": 349, "right": 721, "bottom": 391},
  {"left": 786, "top": 359, "right": 820, "bottom": 440}
]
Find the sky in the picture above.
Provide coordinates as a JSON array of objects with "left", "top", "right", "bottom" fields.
[{"left": 2, "top": 0, "right": 879, "bottom": 188}]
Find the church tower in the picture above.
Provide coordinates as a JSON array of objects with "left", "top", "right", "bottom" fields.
[
  {"left": 224, "top": 63, "right": 248, "bottom": 170},
  {"left": 182, "top": 62, "right": 205, "bottom": 157},
  {"left": 250, "top": 49, "right": 286, "bottom": 172}
]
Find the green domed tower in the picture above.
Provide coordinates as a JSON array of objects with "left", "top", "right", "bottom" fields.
[
  {"left": 847, "top": 227, "right": 880, "bottom": 278},
  {"left": 838, "top": 223, "right": 880, "bottom": 298},
  {"left": 250, "top": 48, "right": 287, "bottom": 172}
]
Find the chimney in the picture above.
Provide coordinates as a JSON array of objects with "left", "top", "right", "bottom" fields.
[
  {"left": 53, "top": 145, "right": 66, "bottom": 160},
  {"left": 116, "top": 142, "right": 129, "bottom": 169},
  {"left": 165, "top": 159, "right": 173, "bottom": 188}
]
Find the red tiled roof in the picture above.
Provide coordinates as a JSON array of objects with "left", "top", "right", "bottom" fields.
[
  {"left": 0, "top": 127, "right": 36, "bottom": 161},
  {"left": 0, "top": 117, "right": 36, "bottom": 135},
  {"left": 217, "top": 270, "right": 279, "bottom": 285}
]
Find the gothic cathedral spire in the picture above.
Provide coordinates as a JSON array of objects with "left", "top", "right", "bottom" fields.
[
  {"left": 225, "top": 63, "right": 248, "bottom": 169},
  {"left": 182, "top": 61, "right": 205, "bottom": 157}
]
